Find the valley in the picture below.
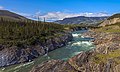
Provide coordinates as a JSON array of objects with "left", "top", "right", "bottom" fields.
[
  {"left": 29, "top": 17, "right": 120, "bottom": 72},
  {"left": 0, "top": 9, "right": 120, "bottom": 72},
  {"left": 0, "top": 30, "right": 95, "bottom": 72}
]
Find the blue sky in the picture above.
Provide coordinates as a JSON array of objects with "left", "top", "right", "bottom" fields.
[{"left": 0, "top": 0, "right": 120, "bottom": 21}]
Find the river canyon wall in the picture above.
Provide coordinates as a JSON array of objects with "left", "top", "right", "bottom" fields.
[{"left": 0, "top": 32, "right": 73, "bottom": 67}]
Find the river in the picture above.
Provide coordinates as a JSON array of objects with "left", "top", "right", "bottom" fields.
[{"left": 0, "top": 30, "right": 95, "bottom": 72}]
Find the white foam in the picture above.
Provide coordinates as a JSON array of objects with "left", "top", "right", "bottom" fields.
[
  {"left": 48, "top": 56, "right": 50, "bottom": 59},
  {"left": 1, "top": 68, "right": 5, "bottom": 71},
  {"left": 13, "top": 61, "right": 34, "bottom": 70},
  {"left": 81, "top": 41, "right": 93, "bottom": 46},
  {"left": 71, "top": 40, "right": 94, "bottom": 47},
  {"left": 73, "top": 52, "right": 81, "bottom": 55},
  {"left": 71, "top": 41, "right": 82, "bottom": 46},
  {"left": 72, "top": 34, "right": 81, "bottom": 37},
  {"left": 81, "top": 36, "right": 85, "bottom": 38}
]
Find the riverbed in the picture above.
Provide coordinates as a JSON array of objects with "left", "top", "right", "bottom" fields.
[{"left": 0, "top": 30, "right": 95, "bottom": 72}]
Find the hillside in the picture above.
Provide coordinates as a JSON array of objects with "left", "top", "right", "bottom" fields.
[
  {"left": 100, "top": 13, "right": 120, "bottom": 26},
  {"left": 0, "top": 10, "right": 28, "bottom": 21},
  {"left": 0, "top": 10, "right": 65, "bottom": 46},
  {"left": 55, "top": 16, "right": 108, "bottom": 25},
  {"left": 107, "top": 13, "right": 120, "bottom": 20},
  {"left": 0, "top": 10, "right": 76, "bottom": 67},
  {"left": 0, "top": 21, "right": 64, "bottom": 46}
]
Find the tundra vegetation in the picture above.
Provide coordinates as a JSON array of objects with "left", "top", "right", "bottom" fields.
[{"left": 0, "top": 17, "right": 64, "bottom": 47}]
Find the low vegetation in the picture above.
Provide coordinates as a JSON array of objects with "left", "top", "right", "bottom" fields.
[
  {"left": 93, "top": 49, "right": 120, "bottom": 64},
  {"left": 0, "top": 18, "right": 64, "bottom": 47},
  {"left": 94, "top": 22, "right": 120, "bottom": 33}
]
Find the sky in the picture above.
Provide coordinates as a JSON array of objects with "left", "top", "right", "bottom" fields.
[{"left": 0, "top": 0, "right": 120, "bottom": 21}]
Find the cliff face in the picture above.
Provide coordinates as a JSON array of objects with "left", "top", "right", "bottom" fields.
[
  {"left": 30, "top": 31, "right": 120, "bottom": 72},
  {"left": 0, "top": 33, "right": 73, "bottom": 67}
]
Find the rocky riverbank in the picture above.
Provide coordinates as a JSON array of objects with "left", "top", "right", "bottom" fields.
[
  {"left": 0, "top": 32, "right": 73, "bottom": 67},
  {"left": 30, "top": 30, "right": 120, "bottom": 72}
]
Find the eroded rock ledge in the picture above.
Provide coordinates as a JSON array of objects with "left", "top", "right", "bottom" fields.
[
  {"left": 0, "top": 32, "right": 73, "bottom": 67},
  {"left": 30, "top": 31, "right": 120, "bottom": 72}
]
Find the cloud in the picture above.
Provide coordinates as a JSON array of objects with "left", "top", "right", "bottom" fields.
[
  {"left": 12, "top": 11, "right": 110, "bottom": 22},
  {"left": 0, "top": 6, "right": 110, "bottom": 22},
  {"left": 16, "top": 12, "right": 32, "bottom": 18},
  {"left": 33, "top": 11, "right": 110, "bottom": 22},
  {"left": 0, "top": 6, "right": 4, "bottom": 10},
  {"left": 12, "top": 11, "right": 35, "bottom": 20}
]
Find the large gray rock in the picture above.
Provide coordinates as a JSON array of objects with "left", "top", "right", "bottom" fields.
[{"left": 30, "top": 60, "right": 77, "bottom": 72}]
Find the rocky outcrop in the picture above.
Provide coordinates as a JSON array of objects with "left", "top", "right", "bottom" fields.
[
  {"left": 30, "top": 31, "right": 120, "bottom": 72},
  {"left": 30, "top": 60, "right": 77, "bottom": 72},
  {"left": 0, "top": 33, "right": 73, "bottom": 67},
  {"left": 83, "top": 31, "right": 120, "bottom": 54},
  {"left": 100, "top": 18, "right": 120, "bottom": 26}
]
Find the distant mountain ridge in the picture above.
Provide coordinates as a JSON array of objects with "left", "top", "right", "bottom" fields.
[{"left": 55, "top": 16, "right": 108, "bottom": 25}]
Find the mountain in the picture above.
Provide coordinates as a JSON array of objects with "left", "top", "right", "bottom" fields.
[
  {"left": 100, "top": 13, "right": 120, "bottom": 26},
  {"left": 0, "top": 10, "right": 28, "bottom": 21},
  {"left": 55, "top": 16, "right": 108, "bottom": 25}
]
